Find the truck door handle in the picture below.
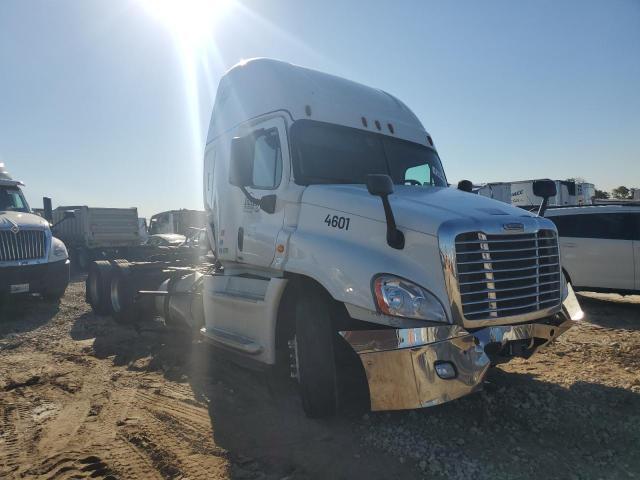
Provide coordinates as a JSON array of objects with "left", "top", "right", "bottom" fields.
[
  {"left": 562, "top": 242, "right": 576, "bottom": 248},
  {"left": 237, "top": 227, "right": 244, "bottom": 251}
]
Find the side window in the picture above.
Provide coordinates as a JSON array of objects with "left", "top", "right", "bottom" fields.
[
  {"left": 251, "top": 129, "right": 282, "bottom": 189},
  {"left": 551, "top": 213, "right": 634, "bottom": 240},
  {"left": 404, "top": 164, "right": 431, "bottom": 185}
]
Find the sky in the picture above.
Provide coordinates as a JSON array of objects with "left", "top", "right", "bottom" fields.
[{"left": 1, "top": 0, "right": 638, "bottom": 218}]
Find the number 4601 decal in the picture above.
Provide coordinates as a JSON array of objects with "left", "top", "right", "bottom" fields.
[{"left": 324, "top": 214, "right": 350, "bottom": 230}]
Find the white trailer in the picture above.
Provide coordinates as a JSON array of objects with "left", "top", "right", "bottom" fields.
[
  {"left": 479, "top": 180, "right": 595, "bottom": 208},
  {"left": 510, "top": 180, "right": 577, "bottom": 208},
  {"left": 576, "top": 183, "right": 595, "bottom": 204},
  {"left": 476, "top": 183, "right": 512, "bottom": 203}
]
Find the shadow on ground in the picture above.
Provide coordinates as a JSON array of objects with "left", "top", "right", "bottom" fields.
[
  {"left": 71, "top": 303, "right": 640, "bottom": 480},
  {"left": 0, "top": 295, "right": 60, "bottom": 339},
  {"left": 578, "top": 292, "right": 640, "bottom": 330}
]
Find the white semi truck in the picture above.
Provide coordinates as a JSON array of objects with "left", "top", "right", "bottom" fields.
[
  {"left": 0, "top": 164, "right": 71, "bottom": 301},
  {"left": 89, "top": 59, "right": 582, "bottom": 417}
]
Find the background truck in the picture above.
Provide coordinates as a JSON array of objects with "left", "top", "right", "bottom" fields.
[
  {"left": 148, "top": 209, "right": 206, "bottom": 236},
  {"left": 87, "top": 59, "right": 582, "bottom": 418},
  {"left": 0, "top": 163, "right": 70, "bottom": 301},
  {"left": 52, "top": 206, "right": 140, "bottom": 270},
  {"left": 478, "top": 180, "right": 595, "bottom": 208}
]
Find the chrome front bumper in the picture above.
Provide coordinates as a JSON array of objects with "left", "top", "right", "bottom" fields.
[{"left": 340, "top": 287, "right": 583, "bottom": 412}]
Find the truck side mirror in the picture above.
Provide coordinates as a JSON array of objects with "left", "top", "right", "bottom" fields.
[
  {"left": 532, "top": 179, "right": 556, "bottom": 217},
  {"left": 43, "top": 197, "right": 53, "bottom": 222},
  {"left": 229, "top": 135, "right": 255, "bottom": 187},
  {"left": 229, "top": 133, "right": 276, "bottom": 214},
  {"left": 366, "top": 174, "right": 394, "bottom": 196},
  {"left": 533, "top": 179, "right": 557, "bottom": 199},
  {"left": 366, "top": 174, "right": 404, "bottom": 250},
  {"left": 52, "top": 209, "right": 76, "bottom": 230},
  {"left": 457, "top": 180, "right": 473, "bottom": 193}
]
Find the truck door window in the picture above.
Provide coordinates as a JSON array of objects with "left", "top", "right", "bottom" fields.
[{"left": 251, "top": 129, "right": 282, "bottom": 189}]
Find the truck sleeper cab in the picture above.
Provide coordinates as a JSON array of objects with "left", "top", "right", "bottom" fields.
[{"left": 202, "top": 59, "right": 582, "bottom": 417}]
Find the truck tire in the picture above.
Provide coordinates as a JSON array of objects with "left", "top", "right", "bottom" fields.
[
  {"left": 86, "top": 261, "right": 114, "bottom": 315},
  {"left": 295, "top": 288, "right": 338, "bottom": 418},
  {"left": 109, "top": 260, "right": 137, "bottom": 324}
]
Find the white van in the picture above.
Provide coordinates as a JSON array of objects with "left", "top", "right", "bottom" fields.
[{"left": 546, "top": 205, "right": 640, "bottom": 293}]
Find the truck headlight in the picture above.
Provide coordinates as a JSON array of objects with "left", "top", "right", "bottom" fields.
[
  {"left": 373, "top": 275, "right": 448, "bottom": 323},
  {"left": 49, "top": 237, "right": 68, "bottom": 261}
]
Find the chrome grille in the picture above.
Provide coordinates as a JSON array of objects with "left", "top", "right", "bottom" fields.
[
  {"left": 455, "top": 230, "right": 561, "bottom": 321},
  {"left": 0, "top": 229, "right": 46, "bottom": 261}
]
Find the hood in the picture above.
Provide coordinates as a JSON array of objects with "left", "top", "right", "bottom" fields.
[
  {"left": 301, "top": 185, "right": 537, "bottom": 236},
  {"left": 0, "top": 211, "right": 49, "bottom": 230}
]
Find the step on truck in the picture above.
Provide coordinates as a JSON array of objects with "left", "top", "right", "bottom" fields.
[{"left": 90, "top": 59, "right": 583, "bottom": 417}]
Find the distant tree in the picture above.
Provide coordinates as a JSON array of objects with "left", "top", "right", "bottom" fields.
[
  {"left": 594, "top": 189, "right": 610, "bottom": 200},
  {"left": 611, "top": 186, "right": 631, "bottom": 199}
]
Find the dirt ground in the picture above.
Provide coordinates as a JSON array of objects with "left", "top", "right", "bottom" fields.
[{"left": 0, "top": 278, "right": 638, "bottom": 480}]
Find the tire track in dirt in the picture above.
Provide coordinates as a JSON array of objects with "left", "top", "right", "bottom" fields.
[
  {"left": 115, "top": 386, "right": 228, "bottom": 479},
  {"left": 0, "top": 402, "right": 21, "bottom": 476},
  {"left": 23, "top": 451, "right": 118, "bottom": 480}
]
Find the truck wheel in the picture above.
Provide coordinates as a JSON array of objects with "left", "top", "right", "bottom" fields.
[
  {"left": 86, "top": 261, "right": 113, "bottom": 315},
  {"left": 109, "top": 260, "right": 137, "bottom": 324},
  {"left": 294, "top": 288, "right": 338, "bottom": 418}
]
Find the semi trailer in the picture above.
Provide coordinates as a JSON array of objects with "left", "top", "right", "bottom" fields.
[
  {"left": 0, "top": 163, "right": 70, "bottom": 301},
  {"left": 478, "top": 180, "right": 596, "bottom": 208},
  {"left": 88, "top": 59, "right": 583, "bottom": 417}
]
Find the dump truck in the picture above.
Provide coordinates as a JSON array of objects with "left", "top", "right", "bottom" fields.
[
  {"left": 52, "top": 206, "right": 141, "bottom": 270},
  {"left": 87, "top": 59, "right": 583, "bottom": 417},
  {"left": 0, "top": 163, "right": 70, "bottom": 300}
]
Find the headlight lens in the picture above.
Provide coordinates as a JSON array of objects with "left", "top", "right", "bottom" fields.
[
  {"left": 50, "top": 237, "right": 68, "bottom": 260},
  {"left": 373, "top": 275, "right": 448, "bottom": 323}
]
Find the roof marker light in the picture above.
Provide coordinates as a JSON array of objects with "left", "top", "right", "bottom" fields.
[
  {"left": 387, "top": 123, "right": 394, "bottom": 134},
  {"left": 361, "top": 116, "right": 368, "bottom": 128},
  {"left": 305, "top": 105, "right": 312, "bottom": 116},
  {"left": 374, "top": 120, "right": 381, "bottom": 131}
]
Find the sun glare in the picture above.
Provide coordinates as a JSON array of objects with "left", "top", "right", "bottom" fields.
[{"left": 139, "top": 0, "right": 233, "bottom": 48}]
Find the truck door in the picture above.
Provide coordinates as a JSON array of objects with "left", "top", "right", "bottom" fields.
[{"left": 235, "top": 117, "right": 288, "bottom": 268}]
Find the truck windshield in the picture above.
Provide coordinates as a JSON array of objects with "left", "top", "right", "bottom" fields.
[
  {"left": 0, "top": 186, "right": 30, "bottom": 212},
  {"left": 290, "top": 120, "right": 447, "bottom": 187}
]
